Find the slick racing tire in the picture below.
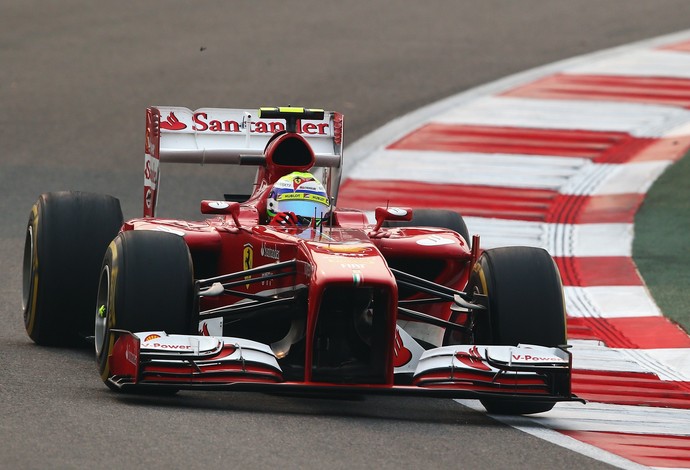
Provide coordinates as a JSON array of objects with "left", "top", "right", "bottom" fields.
[
  {"left": 467, "top": 246, "right": 567, "bottom": 415},
  {"left": 383, "top": 209, "right": 470, "bottom": 244},
  {"left": 23, "top": 191, "right": 123, "bottom": 346},
  {"left": 95, "top": 230, "right": 194, "bottom": 392}
]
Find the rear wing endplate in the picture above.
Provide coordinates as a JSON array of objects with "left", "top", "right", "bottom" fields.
[{"left": 143, "top": 106, "right": 344, "bottom": 217}]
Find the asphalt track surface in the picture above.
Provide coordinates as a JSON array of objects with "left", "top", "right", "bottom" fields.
[{"left": 3, "top": 2, "right": 690, "bottom": 469}]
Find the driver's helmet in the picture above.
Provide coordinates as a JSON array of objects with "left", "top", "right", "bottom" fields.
[{"left": 267, "top": 171, "right": 331, "bottom": 226}]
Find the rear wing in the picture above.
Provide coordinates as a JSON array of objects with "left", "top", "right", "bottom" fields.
[{"left": 143, "top": 106, "right": 344, "bottom": 217}]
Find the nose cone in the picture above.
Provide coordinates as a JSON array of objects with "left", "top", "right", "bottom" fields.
[{"left": 308, "top": 241, "right": 396, "bottom": 289}]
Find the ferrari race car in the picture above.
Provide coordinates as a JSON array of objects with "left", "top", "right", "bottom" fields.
[{"left": 22, "top": 106, "right": 578, "bottom": 414}]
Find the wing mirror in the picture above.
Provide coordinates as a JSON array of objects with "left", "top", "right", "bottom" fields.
[
  {"left": 200, "top": 200, "right": 242, "bottom": 227},
  {"left": 373, "top": 206, "right": 413, "bottom": 231}
]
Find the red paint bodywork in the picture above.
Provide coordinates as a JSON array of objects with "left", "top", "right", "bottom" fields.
[
  {"left": 126, "top": 107, "right": 472, "bottom": 388},
  {"left": 104, "top": 107, "right": 575, "bottom": 406},
  {"left": 123, "top": 211, "right": 472, "bottom": 387}
]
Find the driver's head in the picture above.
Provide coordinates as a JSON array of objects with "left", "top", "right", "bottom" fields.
[{"left": 267, "top": 171, "right": 330, "bottom": 226}]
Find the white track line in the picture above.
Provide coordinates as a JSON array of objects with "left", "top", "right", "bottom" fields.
[
  {"left": 569, "top": 49, "right": 690, "bottom": 78},
  {"left": 434, "top": 97, "right": 690, "bottom": 137},
  {"left": 350, "top": 149, "right": 672, "bottom": 195}
]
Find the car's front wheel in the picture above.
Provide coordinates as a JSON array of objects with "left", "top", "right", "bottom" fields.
[
  {"left": 467, "top": 246, "right": 567, "bottom": 415},
  {"left": 96, "top": 230, "right": 195, "bottom": 391}
]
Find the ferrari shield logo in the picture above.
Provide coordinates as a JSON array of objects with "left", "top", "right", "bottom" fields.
[
  {"left": 243, "top": 244, "right": 253, "bottom": 270},
  {"left": 243, "top": 244, "right": 253, "bottom": 288}
]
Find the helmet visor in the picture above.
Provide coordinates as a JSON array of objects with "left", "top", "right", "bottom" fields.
[{"left": 276, "top": 192, "right": 330, "bottom": 221}]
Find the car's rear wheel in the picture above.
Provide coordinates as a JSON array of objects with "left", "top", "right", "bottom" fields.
[
  {"left": 96, "top": 230, "right": 195, "bottom": 391},
  {"left": 383, "top": 209, "right": 469, "bottom": 244},
  {"left": 467, "top": 246, "right": 567, "bottom": 415},
  {"left": 23, "top": 191, "right": 123, "bottom": 346}
]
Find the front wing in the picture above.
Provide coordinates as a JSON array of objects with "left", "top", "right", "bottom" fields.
[{"left": 106, "top": 330, "right": 578, "bottom": 403}]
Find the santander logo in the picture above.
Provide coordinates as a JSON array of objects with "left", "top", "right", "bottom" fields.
[
  {"left": 158, "top": 110, "right": 330, "bottom": 135},
  {"left": 160, "top": 112, "right": 187, "bottom": 131}
]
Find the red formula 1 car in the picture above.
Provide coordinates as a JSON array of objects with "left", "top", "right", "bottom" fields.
[{"left": 23, "top": 106, "right": 578, "bottom": 414}]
